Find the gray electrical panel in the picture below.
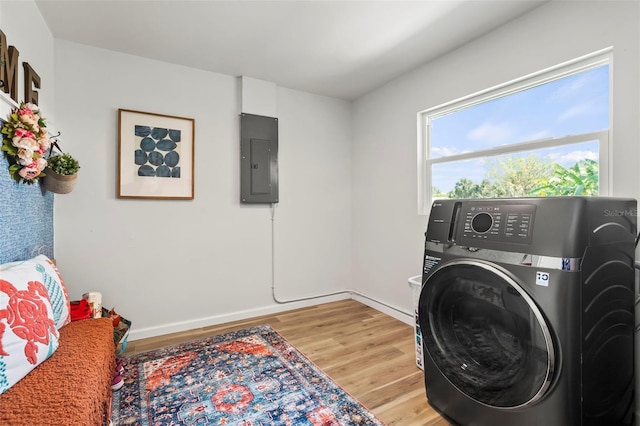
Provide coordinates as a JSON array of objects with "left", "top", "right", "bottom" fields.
[{"left": 240, "top": 113, "right": 278, "bottom": 203}]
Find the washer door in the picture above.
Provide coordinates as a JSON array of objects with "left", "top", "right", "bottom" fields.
[{"left": 419, "top": 259, "right": 555, "bottom": 408}]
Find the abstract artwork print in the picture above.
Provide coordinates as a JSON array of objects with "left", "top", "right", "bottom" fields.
[
  {"left": 134, "top": 125, "right": 181, "bottom": 178},
  {"left": 118, "top": 109, "right": 194, "bottom": 199}
]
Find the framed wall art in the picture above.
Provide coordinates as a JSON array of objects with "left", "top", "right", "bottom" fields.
[{"left": 118, "top": 109, "right": 195, "bottom": 199}]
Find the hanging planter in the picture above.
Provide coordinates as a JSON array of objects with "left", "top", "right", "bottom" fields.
[
  {"left": 42, "top": 153, "right": 80, "bottom": 194},
  {"left": 42, "top": 167, "right": 77, "bottom": 194}
]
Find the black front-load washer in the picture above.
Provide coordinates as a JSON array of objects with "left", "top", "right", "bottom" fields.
[{"left": 418, "top": 197, "right": 636, "bottom": 426}]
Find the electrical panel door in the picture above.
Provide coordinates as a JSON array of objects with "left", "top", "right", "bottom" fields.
[{"left": 240, "top": 113, "right": 278, "bottom": 203}]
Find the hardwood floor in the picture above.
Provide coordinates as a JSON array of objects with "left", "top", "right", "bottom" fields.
[{"left": 123, "top": 299, "right": 451, "bottom": 425}]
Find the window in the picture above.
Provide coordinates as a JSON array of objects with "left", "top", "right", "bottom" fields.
[{"left": 418, "top": 49, "right": 611, "bottom": 214}]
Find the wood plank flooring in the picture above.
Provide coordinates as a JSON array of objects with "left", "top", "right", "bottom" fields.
[{"left": 123, "top": 299, "right": 451, "bottom": 425}]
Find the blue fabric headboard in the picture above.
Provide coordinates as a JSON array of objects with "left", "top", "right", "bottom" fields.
[{"left": 0, "top": 118, "right": 54, "bottom": 264}]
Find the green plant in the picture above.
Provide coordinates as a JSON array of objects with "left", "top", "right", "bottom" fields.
[
  {"left": 529, "top": 159, "right": 599, "bottom": 196},
  {"left": 47, "top": 153, "right": 80, "bottom": 175}
]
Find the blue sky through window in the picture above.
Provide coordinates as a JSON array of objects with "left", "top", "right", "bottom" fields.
[{"left": 430, "top": 65, "right": 608, "bottom": 193}]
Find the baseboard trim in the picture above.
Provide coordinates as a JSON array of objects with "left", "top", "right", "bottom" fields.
[
  {"left": 128, "top": 292, "right": 413, "bottom": 341},
  {"left": 350, "top": 293, "right": 413, "bottom": 326},
  {"left": 128, "top": 293, "right": 349, "bottom": 341}
]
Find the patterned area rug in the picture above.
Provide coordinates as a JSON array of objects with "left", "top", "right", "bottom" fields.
[{"left": 112, "top": 325, "right": 384, "bottom": 425}]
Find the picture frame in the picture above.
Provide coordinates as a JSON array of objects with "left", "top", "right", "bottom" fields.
[{"left": 118, "top": 109, "right": 195, "bottom": 199}]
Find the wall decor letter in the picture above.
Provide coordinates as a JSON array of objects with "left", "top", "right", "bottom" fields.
[
  {"left": 0, "top": 30, "right": 20, "bottom": 102},
  {"left": 0, "top": 28, "right": 43, "bottom": 105},
  {"left": 23, "top": 62, "right": 40, "bottom": 105},
  {"left": 0, "top": 30, "right": 6, "bottom": 90}
]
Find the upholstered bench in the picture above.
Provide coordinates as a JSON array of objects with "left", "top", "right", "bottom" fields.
[
  {"left": 0, "top": 255, "right": 116, "bottom": 426},
  {"left": 0, "top": 318, "right": 115, "bottom": 425}
]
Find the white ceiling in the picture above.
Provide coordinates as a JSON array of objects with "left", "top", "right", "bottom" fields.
[{"left": 35, "top": 0, "right": 547, "bottom": 100}]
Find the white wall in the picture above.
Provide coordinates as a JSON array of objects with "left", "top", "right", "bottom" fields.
[
  {"left": 0, "top": 1, "right": 55, "bottom": 118},
  {"left": 52, "top": 40, "right": 353, "bottom": 339},
  {"left": 10, "top": 0, "right": 639, "bottom": 339},
  {"left": 351, "top": 1, "right": 640, "bottom": 315}
]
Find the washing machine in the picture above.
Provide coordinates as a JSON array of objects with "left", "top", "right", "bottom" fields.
[{"left": 418, "top": 197, "right": 636, "bottom": 426}]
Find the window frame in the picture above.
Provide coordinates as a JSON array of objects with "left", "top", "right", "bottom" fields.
[{"left": 417, "top": 48, "right": 613, "bottom": 215}]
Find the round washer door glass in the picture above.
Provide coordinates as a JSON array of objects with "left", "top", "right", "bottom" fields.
[{"left": 419, "top": 260, "right": 555, "bottom": 408}]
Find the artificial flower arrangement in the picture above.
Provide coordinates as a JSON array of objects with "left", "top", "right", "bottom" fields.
[{"left": 1, "top": 102, "right": 51, "bottom": 184}]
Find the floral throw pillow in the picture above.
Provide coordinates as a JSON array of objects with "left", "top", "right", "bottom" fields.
[
  {"left": 30, "top": 255, "right": 72, "bottom": 329},
  {"left": 0, "top": 256, "right": 72, "bottom": 330},
  {"left": 0, "top": 260, "right": 60, "bottom": 394}
]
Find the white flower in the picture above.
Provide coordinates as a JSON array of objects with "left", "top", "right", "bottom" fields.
[
  {"left": 17, "top": 148, "right": 35, "bottom": 165},
  {"left": 38, "top": 136, "right": 51, "bottom": 152},
  {"left": 19, "top": 114, "right": 37, "bottom": 127},
  {"left": 36, "top": 157, "right": 47, "bottom": 170},
  {"left": 13, "top": 137, "right": 39, "bottom": 151}
]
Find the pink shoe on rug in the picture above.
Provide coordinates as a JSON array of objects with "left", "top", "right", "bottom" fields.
[
  {"left": 115, "top": 358, "right": 124, "bottom": 375},
  {"left": 111, "top": 373, "right": 124, "bottom": 391}
]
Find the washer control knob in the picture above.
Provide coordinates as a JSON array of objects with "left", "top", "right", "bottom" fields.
[{"left": 471, "top": 212, "right": 493, "bottom": 233}]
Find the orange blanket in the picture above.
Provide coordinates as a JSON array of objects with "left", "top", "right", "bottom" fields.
[{"left": 0, "top": 318, "right": 115, "bottom": 426}]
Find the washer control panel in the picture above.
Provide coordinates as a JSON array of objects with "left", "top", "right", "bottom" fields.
[{"left": 461, "top": 203, "right": 536, "bottom": 244}]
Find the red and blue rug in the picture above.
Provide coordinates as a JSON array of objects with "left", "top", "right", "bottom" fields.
[{"left": 112, "top": 325, "right": 385, "bottom": 425}]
